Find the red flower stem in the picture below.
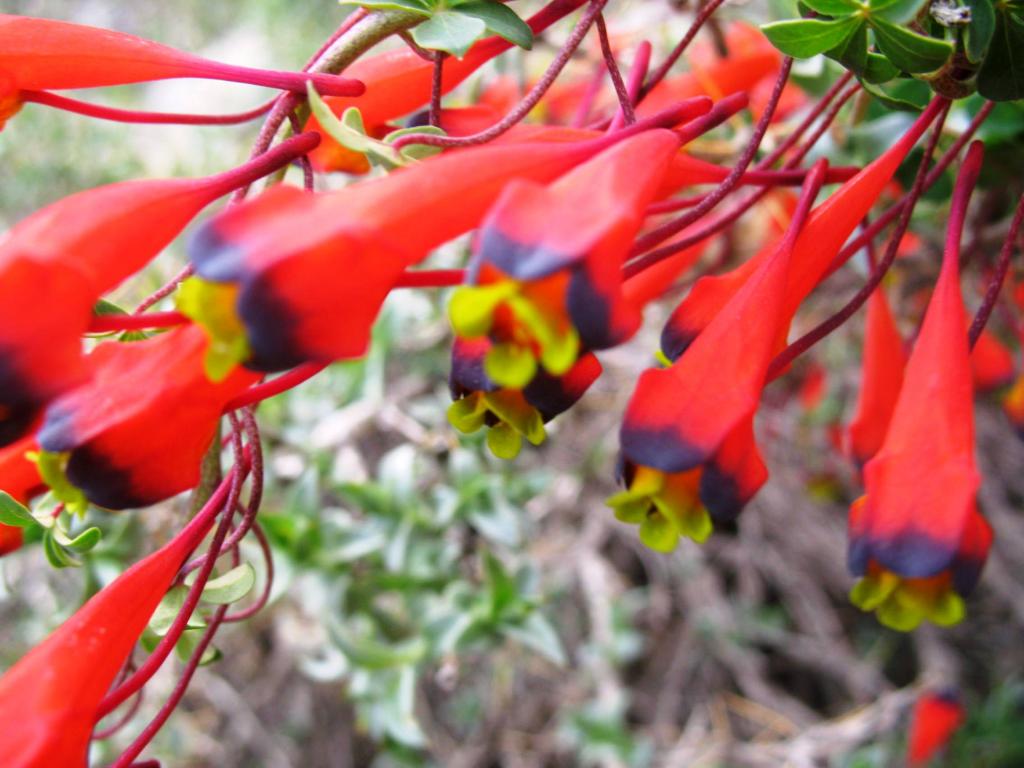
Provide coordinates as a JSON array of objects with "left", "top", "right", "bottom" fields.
[
  {"left": 627, "top": 57, "right": 794, "bottom": 259},
  {"left": 223, "top": 363, "right": 327, "bottom": 412},
  {"left": 21, "top": 91, "right": 275, "bottom": 125},
  {"left": 430, "top": 52, "right": 445, "bottom": 128},
  {"left": 88, "top": 311, "right": 189, "bottom": 333},
  {"left": 165, "top": 59, "right": 364, "bottom": 97},
  {"left": 187, "top": 409, "right": 265, "bottom": 573},
  {"left": 764, "top": 71, "right": 855, "bottom": 166},
  {"left": 133, "top": 264, "right": 194, "bottom": 313},
  {"left": 607, "top": 41, "right": 651, "bottom": 132},
  {"left": 393, "top": 268, "right": 466, "bottom": 287},
  {"left": 637, "top": 0, "right": 728, "bottom": 101},
  {"left": 201, "top": 131, "right": 321, "bottom": 198},
  {"left": 945, "top": 141, "right": 985, "bottom": 272},
  {"left": 286, "top": 115, "right": 316, "bottom": 191},
  {"left": 391, "top": 0, "right": 610, "bottom": 151},
  {"left": 96, "top": 440, "right": 249, "bottom": 720},
  {"left": 222, "top": 521, "right": 274, "bottom": 623},
  {"left": 765, "top": 100, "right": 951, "bottom": 381},
  {"left": 624, "top": 79, "right": 860, "bottom": 277},
  {"left": 93, "top": 686, "right": 145, "bottom": 740},
  {"left": 596, "top": 14, "right": 635, "bottom": 127},
  {"left": 109, "top": 605, "right": 229, "bottom": 768},
  {"left": 646, "top": 165, "right": 861, "bottom": 214},
  {"left": 571, "top": 63, "right": 607, "bottom": 128},
  {"left": 969, "top": 191, "right": 1024, "bottom": 348}
]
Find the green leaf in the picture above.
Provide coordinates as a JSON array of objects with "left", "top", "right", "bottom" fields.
[
  {"left": 863, "top": 51, "right": 901, "bottom": 82},
  {"left": 761, "top": 16, "right": 863, "bottom": 58},
  {"left": 801, "top": 0, "right": 860, "bottom": 15},
  {"left": 175, "top": 628, "right": 220, "bottom": 666},
  {"left": 331, "top": 629, "right": 428, "bottom": 670},
  {"left": 91, "top": 298, "right": 128, "bottom": 316},
  {"left": 450, "top": 0, "right": 534, "bottom": 49},
  {"left": 0, "top": 492, "right": 34, "bottom": 528},
  {"left": 411, "top": 9, "right": 488, "bottom": 57},
  {"left": 827, "top": 19, "right": 869, "bottom": 72},
  {"left": 965, "top": 0, "right": 996, "bottom": 63},
  {"left": 869, "top": 0, "right": 926, "bottom": 23},
  {"left": 977, "top": 5, "right": 1024, "bottom": 101},
  {"left": 338, "top": 0, "right": 432, "bottom": 14},
  {"left": 200, "top": 563, "right": 256, "bottom": 605},
  {"left": 382, "top": 125, "right": 446, "bottom": 160},
  {"left": 53, "top": 525, "right": 102, "bottom": 553},
  {"left": 43, "top": 529, "right": 81, "bottom": 568},
  {"left": 149, "top": 585, "right": 207, "bottom": 636},
  {"left": 503, "top": 613, "right": 567, "bottom": 666},
  {"left": 484, "top": 551, "right": 519, "bottom": 620},
  {"left": 860, "top": 75, "right": 931, "bottom": 110},
  {"left": 870, "top": 16, "right": 953, "bottom": 72}
]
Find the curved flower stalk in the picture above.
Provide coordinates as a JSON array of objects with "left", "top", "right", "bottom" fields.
[
  {"left": 637, "top": 23, "right": 784, "bottom": 117},
  {"left": 305, "top": 0, "right": 589, "bottom": 172},
  {"left": 0, "top": 434, "right": 42, "bottom": 556},
  {"left": 846, "top": 282, "right": 906, "bottom": 468},
  {"left": 907, "top": 689, "right": 965, "bottom": 767},
  {"left": 848, "top": 143, "right": 991, "bottom": 631},
  {"left": 449, "top": 129, "right": 683, "bottom": 389},
  {"left": 0, "top": 14, "right": 363, "bottom": 129},
  {"left": 36, "top": 326, "right": 258, "bottom": 511},
  {"left": 448, "top": 337, "right": 601, "bottom": 459},
  {"left": 0, "top": 133, "right": 318, "bottom": 448},
  {"left": 660, "top": 97, "right": 947, "bottom": 358},
  {"left": 608, "top": 161, "right": 828, "bottom": 551},
  {"left": 0, "top": 476, "right": 234, "bottom": 768},
  {"left": 182, "top": 104, "right": 703, "bottom": 374}
]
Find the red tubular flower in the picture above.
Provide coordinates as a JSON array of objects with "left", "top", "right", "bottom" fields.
[
  {"left": 0, "top": 133, "right": 316, "bottom": 448},
  {"left": 448, "top": 337, "right": 601, "bottom": 458},
  {"left": 907, "top": 689, "right": 965, "bottom": 767},
  {"left": 448, "top": 130, "right": 683, "bottom": 389},
  {"left": 0, "top": 14, "right": 362, "bottom": 129},
  {"left": 0, "top": 481, "right": 227, "bottom": 767},
  {"left": 607, "top": 162, "right": 828, "bottom": 551},
  {"left": 0, "top": 434, "right": 44, "bottom": 556},
  {"left": 848, "top": 142, "right": 990, "bottom": 631},
  {"left": 846, "top": 283, "right": 906, "bottom": 468},
  {"left": 36, "top": 325, "right": 258, "bottom": 510},
  {"left": 970, "top": 329, "right": 1015, "bottom": 393},
  {"left": 183, "top": 106, "right": 701, "bottom": 373},
  {"left": 304, "top": 0, "right": 587, "bottom": 172},
  {"left": 660, "top": 98, "right": 947, "bottom": 358}
]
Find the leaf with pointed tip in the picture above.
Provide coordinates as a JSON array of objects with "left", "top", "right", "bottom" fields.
[
  {"left": 802, "top": 0, "right": 860, "bottom": 15},
  {"left": 200, "top": 563, "right": 256, "bottom": 605},
  {"left": 411, "top": 10, "right": 488, "bottom": 58},
  {"left": 964, "top": 0, "right": 996, "bottom": 63},
  {"left": 870, "top": 16, "right": 953, "bottom": 73},
  {"left": 977, "top": 5, "right": 1024, "bottom": 101},
  {"left": 337, "top": 0, "right": 432, "bottom": 14},
  {"left": 451, "top": 0, "right": 534, "bottom": 49},
  {"left": 761, "top": 16, "right": 863, "bottom": 58},
  {"left": 870, "top": 0, "right": 926, "bottom": 23},
  {"left": 0, "top": 492, "right": 34, "bottom": 528}
]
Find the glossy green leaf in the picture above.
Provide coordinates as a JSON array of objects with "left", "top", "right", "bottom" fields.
[
  {"left": 175, "top": 628, "right": 220, "bottom": 666},
  {"left": 870, "top": 16, "right": 953, "bottom": 72},
  {"left": 827, "top": 19, "right": 869, "bottom": 72},
  {"left": 864, "top": 51, "right": 901, "bottom": 82},
  {"left": 54, "top": 525, "right": 102, "bottom": 553},
  {"left": 977, "top": 4, "right": 1024, "bottom": 101},
  {"left": 0, "top": 492, "right": 34, "bottom": 528},
  {"left": 411, "top": 9, "right": 488, "bottom": 57},
  {"left": 761, "top": 16, "right": 863, "bottom": 58},
  {"left": 869, "top": 0, "right": 926, "bottom": 23},
  {"left": 200, "top": 563, "right": 256, "bottom": 605},
  {"left": 965, "top": 0, "right": 996, "bottom": 63},
  {"left": 802, "top": 0, "right": 860, "bottom": 15},
  {"left": 450, "top": 0, "right": 534, "bottom": 49}
]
